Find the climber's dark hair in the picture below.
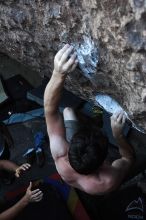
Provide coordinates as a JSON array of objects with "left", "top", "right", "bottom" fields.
[{"left": 68, "top": 128, "right": 108, "bottom": 175}]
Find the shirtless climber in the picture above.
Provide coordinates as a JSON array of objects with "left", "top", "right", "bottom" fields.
[{"left": 44, "top": 44, "right": 135, "bottom": 195}]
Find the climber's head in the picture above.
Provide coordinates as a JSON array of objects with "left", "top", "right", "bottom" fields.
[{"left": 68, "top": 128, "right": 108, "bottom": 175}]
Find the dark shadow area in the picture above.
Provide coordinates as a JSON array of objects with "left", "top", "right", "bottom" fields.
[{"left": 1, "top": 183, "right": 73, "bottom": 220}]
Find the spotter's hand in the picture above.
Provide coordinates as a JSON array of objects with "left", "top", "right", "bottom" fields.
[
  {"left": 15, "top": 163, "right": 31, "bottom": 178},
  {"left": 24, "top": 182, "right": 43, "bottom": 203}
]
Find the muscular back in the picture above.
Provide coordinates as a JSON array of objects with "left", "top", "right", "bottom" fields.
[{"left": 54, "top": 154, "right": 116, "bottom": 195}]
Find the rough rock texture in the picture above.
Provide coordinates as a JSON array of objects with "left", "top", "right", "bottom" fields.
[{"left": 0, "top": 0, "right": 146, "bottom": 131}]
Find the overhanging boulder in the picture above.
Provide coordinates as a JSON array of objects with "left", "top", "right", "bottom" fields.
[{"left": 0, "top": 0, "right": 146, "bottom": 131}]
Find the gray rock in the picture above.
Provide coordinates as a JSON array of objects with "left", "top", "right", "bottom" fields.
[{"left": 0, "top": 0, "right": 146, "bottom": 131}]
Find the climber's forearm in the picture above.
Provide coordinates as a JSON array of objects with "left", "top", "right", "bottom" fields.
[
  {"left": 116, "top": 135, "right": 135, "bottom": 163},
  {"left": 44, "top": 71, "right": 66, "bottom": 115}
]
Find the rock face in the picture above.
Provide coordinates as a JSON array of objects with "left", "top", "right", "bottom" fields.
[{"left": 0, "top": 0, "right": 146, "bottom": 131}]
